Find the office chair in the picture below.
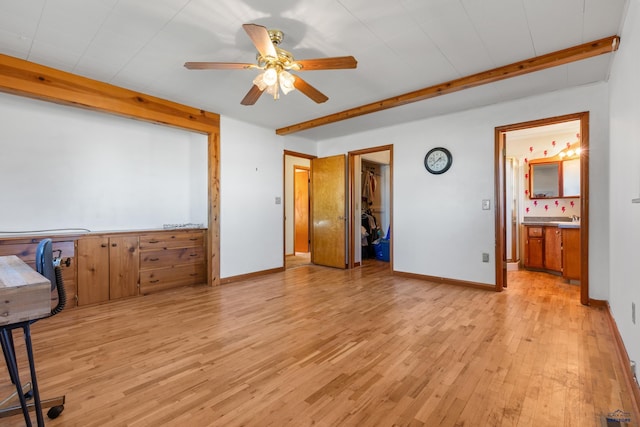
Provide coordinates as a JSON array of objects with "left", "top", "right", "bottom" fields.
[{"left": 0, "top": 239, "right": 67, "bottom": 426}]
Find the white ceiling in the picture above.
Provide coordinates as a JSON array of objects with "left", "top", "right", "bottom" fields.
[{"left": 0, "top": 0, "right": 628, "bottom": 140}]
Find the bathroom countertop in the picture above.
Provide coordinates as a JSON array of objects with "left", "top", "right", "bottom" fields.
[{"left": 522, "top": 216, "right": 580, "bottom": 228}]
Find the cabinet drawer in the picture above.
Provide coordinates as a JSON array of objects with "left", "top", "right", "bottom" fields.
[
  {"left": 140, "top": 246, "right": 205, "bottom": 269},
  {"left": 0, "top": 241, "right": 76, "bottom": 292},
  {"left": 527, "top": 227, "right": 543, "bottom": 237},
  {"left": 139, "top": 231, "right": 204, "bottom": 250},
  {"left": 0, "top": 241, "right": 75, "bottom": 260},
  {"left": 139, "top": 263, "right": 205, "bottom": 289}
]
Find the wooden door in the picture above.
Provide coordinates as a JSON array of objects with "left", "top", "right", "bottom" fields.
[
  {"left": 562, "top": 228, "right": 581, "bottom": 280},
  {"left": 77, "top": 237, "right": 110, "bottom": 305},
  {"left": 526, "top": 237, "right": 544, "bottom": 268},
  {"left": 544, "top": 227, "right": 562, "bottom": 272},
  {"left": 109, "top": 236, "right": 139, "bottom": 299},
  {"left": 294, "top": 167, "right": 310, "bottom": 253},
  {"left": 311, "top": 155, "right": 346, "bottom": 268}
]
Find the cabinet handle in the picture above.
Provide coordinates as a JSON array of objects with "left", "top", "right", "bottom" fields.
[
  {"left": 112, "top": 243, "right": 117, "bottom": 247},
  {"left": 148, "top": 240, "right": 160, "bottom": 244},
  {"left": 190, "top": 273, "right": 198, "bottom": 276},
  {"left": 189, "top": 238, "right": 198, "bottom": 241},
  {"left": 150, "top": 279, "right": 159, "bottom": 283},
  {"left": 190, "top": 253, "right": 198, "bottom": 257},
  {"left": 101, "top": 243, "right": 108, "bottom": 248},
  {"left": 149, "top": 257, "right": 159, "bottom": 261}
]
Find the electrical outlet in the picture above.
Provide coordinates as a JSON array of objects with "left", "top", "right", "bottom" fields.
[
  {"left": 482, "top": 199, "right": 491, "bottom": 210},
  {"left": 633, "top": 302, "right": 636, "bottom": 325},
  {"left": 482, "top": 253, "right": 490, "bottom": 263},
  {"left": 275, "top": 197, "right": 281, "bottom": 205}
]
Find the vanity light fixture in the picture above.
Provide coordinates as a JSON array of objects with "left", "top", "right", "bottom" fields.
[{"left": 558, "top": 144, "right": 581, "bottom": 159}]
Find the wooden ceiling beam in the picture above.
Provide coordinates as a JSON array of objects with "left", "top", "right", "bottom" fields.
[
  {"left": 0, "top": 53, "right": 219, "bottom": 133},
  {"left": 276, "top": 35, "right": 620, "bottom": 136}
]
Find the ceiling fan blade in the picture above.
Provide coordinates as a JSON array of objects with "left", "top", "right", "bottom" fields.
[
  {"left": 296, "top": 56, "right": 357, "bottom": 71},
  {"left": 243, "top": 23, "right": 277, "bottom": 59},
  {"left": 241, "top": 84, "right": 265, "bottom": 105},
  {"left": 184, "top": 62, "right": 254, "bottom": 70},
  {"left": 293, "top": 76, "right": 328, "bottom": 103}
]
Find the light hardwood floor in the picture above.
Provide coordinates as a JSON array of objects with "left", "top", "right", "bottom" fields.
[
  {"left": 1, "top": 262, "right": 637, "bottom": 426},
  {"left": 285, "top": 252, "right": 311, "bottom": 269}
]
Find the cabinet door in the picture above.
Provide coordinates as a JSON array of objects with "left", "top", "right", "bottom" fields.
[
  {"left": 544, "top": 227, "right": 562, "bottom": 272},
  {"left": 109, "top": 236, "right": 139, "bottom": 300},
  {"left": 77, "top": 237, "right": 110, "bottom": 305},
  {"left": 525, "top": 237, "right": 544, "bottom": 268},
  {"left": 562, "top": 228, "right": 581, "bottom": 280}
]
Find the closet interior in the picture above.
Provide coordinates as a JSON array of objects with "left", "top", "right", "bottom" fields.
[{"left": 360, "top": 160, "right": 389, "bottom": 261}]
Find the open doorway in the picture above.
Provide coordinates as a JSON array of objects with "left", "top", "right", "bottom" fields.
[
  {"left": 495, "top": 112, "right": 589, "bottom": 304},
  {"left": 348, "top": 145, "right": 393, "bottom": 269},
  {"left": 294, "top": 166, "right": 310, "bottom": 254},
  {"left": 284, "top": 150, "right": 314, "bottom": 269}
]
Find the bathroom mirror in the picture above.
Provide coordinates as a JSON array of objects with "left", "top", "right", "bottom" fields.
[
  {"left": 529, "top": 159, "right": 580, "bottom": 199},
  {"left": 530, "top": 163, "right": 559, "bottom": 198}
]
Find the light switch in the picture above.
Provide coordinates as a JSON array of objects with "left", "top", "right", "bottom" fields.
[
  {"left": 482, "top": 199, "right": 491, "bottom": 210},
  {"left": 275, "top": 197, "right": 282, "bottom": 205}
]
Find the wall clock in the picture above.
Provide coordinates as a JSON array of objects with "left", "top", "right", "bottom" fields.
[{"left": 424, "top": 147, "right": 453, "bottom": 174}]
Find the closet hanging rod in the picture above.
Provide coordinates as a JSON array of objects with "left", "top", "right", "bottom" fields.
[{"left": 362, "top": 168, "right": 380, "bottom": 176}]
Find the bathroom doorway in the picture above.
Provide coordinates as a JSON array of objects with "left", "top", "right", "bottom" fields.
[{"left": 495, "top": 112, "right": 589, "bottom": 304}]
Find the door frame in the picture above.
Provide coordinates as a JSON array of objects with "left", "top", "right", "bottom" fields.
[
  {"left": 283, "top": 150, "right": 316, "bottom": 269},
  {"left": 494, "top": 112, "right": 589, "bottom": 304},
  {"left": 348, "top": 144, "right": 394, "bottom": 269}
]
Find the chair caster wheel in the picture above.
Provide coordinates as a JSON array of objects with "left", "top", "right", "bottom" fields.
[{"left": 47, "top": 405, "right": 64, "bottom": 419}]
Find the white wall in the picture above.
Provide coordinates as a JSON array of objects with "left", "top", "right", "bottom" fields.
[
  {"left": 0, "top": 87, "right": 321, "bottom": 280},
  {"left": 220, "top": 116, "right": 314, "bottom": 278},
  {"left": 0, "top": 92, "right": 207, "bottom": 234},
  {"left": 317, "top": 83, "right": 610, "bottom": 293},
  {"left": 608, "top": 0, "right": 640, "bottom": 374}
]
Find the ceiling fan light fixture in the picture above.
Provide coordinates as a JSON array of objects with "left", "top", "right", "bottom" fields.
[
  {"left": 265, "top": 82, "right": 279, "bottom": 99},
  {"left": 253, "top": 67, "right": 295, "bottom": 99},
  {"left": 252, "top": 72, "right": 267, "bottom": 91},
  {"left": 263, "top": 67, "right": 278, "bottom": 86},
  {"left": 279, "top": 71, "right": 295, "bottom": 94}
]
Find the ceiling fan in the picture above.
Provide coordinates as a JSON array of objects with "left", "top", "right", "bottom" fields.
[{"left": 184, "top": 23, "right": 357, "bottom": 105}]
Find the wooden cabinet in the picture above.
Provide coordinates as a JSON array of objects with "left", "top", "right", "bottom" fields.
[
  {"left": 0, "top": 228, "right": 207, "bottom": 308},
  {"left": 139, "top": 230, "right": 206, "bottom": 294},
  {"left": 544, "top": 227, "right": 562, "bottom": 272},
  {"left": 0, "top": 238, "right": 78, "bottom": 308},
  {"left": 524, "top": 226, "right": 544, "bottom": 268},
  {"left": 562, "top": 228, "right": 581, "bottom": 280},
  {"left": 77, "top": 235, "right": 139, "bottom": 305},
  {"left": 524, "top": 224, "right": 581, "bottom": 280}
]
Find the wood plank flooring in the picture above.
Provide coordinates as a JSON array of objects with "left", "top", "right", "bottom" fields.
[
  {"left": 1, "top": 263, "right": 636, "bottom": 426},
  {"left": 285, "top": 252, "right": 311, "bottom": 269}
]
